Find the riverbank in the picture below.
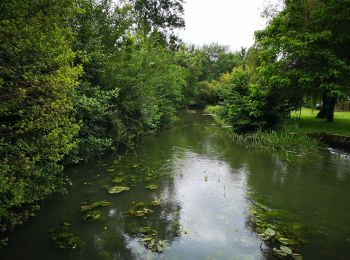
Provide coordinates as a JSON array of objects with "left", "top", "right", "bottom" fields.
[
  {"left": 291, "top": 108, "right": 350, "bottom": 137},
  {"left": 205, "top": 106, "right": 321, "bottom": 160}
]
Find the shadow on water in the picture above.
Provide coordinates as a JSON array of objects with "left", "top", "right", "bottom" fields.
[{"left": 1, "top": 110, "right": 350, "bottom": 259}]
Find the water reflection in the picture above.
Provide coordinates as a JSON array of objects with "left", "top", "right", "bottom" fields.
[{"left": 1, "top": 110, "right": 350, "bottom": 260}]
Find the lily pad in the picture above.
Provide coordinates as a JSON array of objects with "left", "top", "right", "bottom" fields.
[
  {"left": 280, "top": 246, "right": 292, "bottom": 255},
  {"left": 49, "top": 222, "right": 83, "bottom": 250},
  {"left": 81, "top": 210, "right": 101, "bottom": 222},
  {"left": 278, "top": 237, "right": 293, "bottom": 245},
  {"left": 80, "top": 200, "right": 111, "bottom": 211},
  {"left": 139, "top": 226, "right": 158, "bottom": 235},
  {"left": 108, "top": 186, "right": 130, "bottom": 194},
  {"left": 151, "top": 198, "right": 161, "bottom": 206},
  {"left": 145, "top": 184, "right": 158, "bottom": 190},
  {"left": 264, "top": 227, "right": 276, "bottom": 237},
  {"left": 112, "top": 177, "right": 125, "bottom": 184},
  {"left": 141, "top": 235, "right": 167, "bottom": 253},
  {"left": 128, "top": 207, "right": 154, "bottom": 217},
  {"left": 273, "top": 247, "right": 288, "bottom": 257}
]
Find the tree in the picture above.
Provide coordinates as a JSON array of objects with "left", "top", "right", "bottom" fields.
[
  {"left": 130, "top": 0, "right": 185, "bottom": 45},
  {"left": 256, "top": 0, "right": 350, "bottom": 122},
  {"left": 0, "top": 0, "right": 81, "bottom": 238}
]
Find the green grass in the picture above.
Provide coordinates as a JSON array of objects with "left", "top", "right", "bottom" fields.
[{"left": 291, "top": 108, "right": 350, "bottom": 137}]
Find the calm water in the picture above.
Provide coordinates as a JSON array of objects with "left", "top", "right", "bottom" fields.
[{"left": 1, "top": 110, "right": 350, "bottom": 260}]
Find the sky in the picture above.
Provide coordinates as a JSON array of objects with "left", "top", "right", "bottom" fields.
[{"left": 180, "top": 0, "right": 270, "bottom": 51}]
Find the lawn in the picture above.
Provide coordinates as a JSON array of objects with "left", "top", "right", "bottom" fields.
[{"left": 291, "top": 108, "right": 350, "bottom": 137}]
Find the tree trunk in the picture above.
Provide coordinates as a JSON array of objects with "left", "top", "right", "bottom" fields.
[
  {"left": 317, "top": 94, "right": 336, "bottom": 122},
  {"left": 326, "top": 97, "right": 336, "bottom": 122}
]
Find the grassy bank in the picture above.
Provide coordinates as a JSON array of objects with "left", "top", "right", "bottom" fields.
[
  {"left": 206, "top": 106, "right": 321, "bottom": 160},
  {"left": 291, "top": 108, "right": 350, "bottom": 137}
]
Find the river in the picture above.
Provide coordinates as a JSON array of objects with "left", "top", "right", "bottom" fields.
[{"left": 1, "top": 110, "right": 350, "bottom": 259}]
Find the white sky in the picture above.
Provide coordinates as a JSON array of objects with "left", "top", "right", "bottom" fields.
[{"left": 180, "top": 0, "right": 270, "bottom": 51}]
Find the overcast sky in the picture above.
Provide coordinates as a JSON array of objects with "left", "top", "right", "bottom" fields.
[{"left": 179, "top": 0, "right": 270, "bottom": 51}]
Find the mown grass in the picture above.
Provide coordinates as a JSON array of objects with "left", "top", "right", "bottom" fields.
[{"left": 291, "top": 108, "right": 350, "bottom": 137}]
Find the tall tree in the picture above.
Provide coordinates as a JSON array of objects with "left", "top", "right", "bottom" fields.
[{"left": 256, "top": 0, "right": 350, "bottom": 122}]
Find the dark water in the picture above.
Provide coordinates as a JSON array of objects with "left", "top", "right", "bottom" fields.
[{"left": 1, "top": 110, "right": 350, "bottom": 260}]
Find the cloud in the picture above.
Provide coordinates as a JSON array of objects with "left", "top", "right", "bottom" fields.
[{"left": 179, "top": 0, "right": 269, "bottom": 51}]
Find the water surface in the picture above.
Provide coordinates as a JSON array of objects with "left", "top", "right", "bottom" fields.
[{"left": 1, "top": 110, "right": 350, "bottom": 259}]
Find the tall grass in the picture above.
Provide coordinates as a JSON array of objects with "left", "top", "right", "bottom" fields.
[{"left": 227, "top": 123, "right": 321, "bottom": 160}]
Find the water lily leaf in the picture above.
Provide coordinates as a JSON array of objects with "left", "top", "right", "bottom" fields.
[
  {"left": 259, "top": 233, "right": 270, "bottom": 240},
  {"left": 278, "top": 237, "right": 292, "bottom": 245},
  {"left": 112, "top": 177, "right": 125, "bottom": 184},
  {"left": 280, "top": 245, "right": 292, "bottom": 255},
  {"left": 134, "top": 202, "right": 146, "bottom": 208},
  {"left": 141, "top": 237, "right": 153, "bottom": 242},
  {"left": 292, "top": 253, "right": 303, "bottom": 260},
  {"left": 108, "top": 186, "right": 130, "bottom": 194},
  {"left": 273, "top": 248, "right": 287, "bottom": 257},
  {"left": 81, "top": 210, "right": 101, "bottom": 222},
  {"left": 151, "top": 199, "right": 161, "bottom": 206},
  {"left": 140, "top": 226, "right": 151, "bottom": 233},
  {"left": 134, "top": 210, "right": 146, "bottom": 217},
  {"left": 264, "top": 227, "right": 276, "bottom": 237},
  {"left": 80, "top": 200, "right": 111, "bottom": 211},
  {"left": 145, "top": 184, "right": 158, "bottom": 190}
]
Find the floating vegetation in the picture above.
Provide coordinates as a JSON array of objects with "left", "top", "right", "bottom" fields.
[
  {"left": 49, "top": 222, "right": 83, "bottom": 250},
  {"left": 248, "top": 200, "right": 305, "bottom": 258},
  {"left": 273, "top": 245, "right": 293, "bottom": 257},
  {"left": 128, "top": 202, "right": 154, "bottom": 217},
  {"left": 138, "top": 227, "right": 167, "bottom": 252},
  {"left": 142, "top": 237, "right": 167, "bottom": 253},
  {"left": 128, "top": 208, "right": 154, "bottom": 217},
  {"left": 105, "top": 168, "right": 115, "bottom": 173},
  {"left": 81, "top": 210, "right": 101, "bottom": 222},
  {"left": 145, "top": 184, "right": 158, "bottom": 190},
  {"left": 151, "top": 198, "right": 161, "bottom": 206},
  {"left": 108, "top": 186, "right": 130, "bottom": 194},
  {"left": 170, "top": 221, "right": 181, "bottom": 236},
  {"left": 112, "top": 177, "right": 125, "bottom": 184},
  {"left": 144, "top": 167, "right": 162, "bottom": 182},
  {"left": 80, "top": 200, "right": 112, "bottom": 211}
]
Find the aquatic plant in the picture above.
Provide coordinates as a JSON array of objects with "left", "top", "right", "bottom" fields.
[
  {"left": 80, "top": 201, "right": 112, "bottom": 211},
  {"left": 112, "top": 177, "right": 125, "bottom": 184},
  {"left": 151, "top": 198, "right": 161, "bottom": 206},
  {"left": 108, "top": 186, "right": 130, "bottom": 194},
  {"left": 145, "top": 184, "right": 159, "bottom": 190},
  {"left": 138, "top": 226, "right": 167, "bottom": 252},
  {"left": 248, "top": 201, "right": 305, "bottom": 258},
  {"left": 49, "top": 222, "right": 83, "bottom": 250},
  {"left": 128, "top": 202, "right": 154, "bottom": 217},
  {"left": 81, "top": 210, "right": 101, "bottom": 222}
]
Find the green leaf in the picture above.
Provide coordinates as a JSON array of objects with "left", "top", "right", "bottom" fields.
[
  {"left": 264, "top": 227, "right": 276, "bottom": 237},
  {"left": 280, "top": 245, "right": 292, "bottom": 255},
  {"left": 108, "top": 186, "right": 130, "bottom": 194},
  {"left": 145, "top": 184, "right": 158, "bottom": 190}
]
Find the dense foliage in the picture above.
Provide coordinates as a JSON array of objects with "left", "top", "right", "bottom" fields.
[
  {"left": 213, "top": 0, "right": 350, "bottom": 133},
  {"left": 0, "top": 0, "right": 193, "bottom": 243},
  {"left": 0, "top": 0, "right": 81, "bottom": 238}
]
